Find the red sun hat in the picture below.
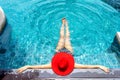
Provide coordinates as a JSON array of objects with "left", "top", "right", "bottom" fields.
[{"left": 52, "top": 52, "right": 74, "bottom": 76}]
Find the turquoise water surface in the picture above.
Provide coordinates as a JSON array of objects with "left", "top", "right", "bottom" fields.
[{"left": 0, "top": 0, "right": 120, "bottom": 69}]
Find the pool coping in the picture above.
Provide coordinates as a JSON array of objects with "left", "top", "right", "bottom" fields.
[
  {"left": 0, "top": 6, "right": 6, "bottom": 33},
  {"left": 116, "top": 32, "right": 120, "bottom": 44},
  {"left": 1, "top": 69, "right": 120, "bottom": 80}
]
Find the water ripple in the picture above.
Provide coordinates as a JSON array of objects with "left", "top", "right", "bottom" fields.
[{"left": 0, "top": 0, "right": 120, "bottom": 68}]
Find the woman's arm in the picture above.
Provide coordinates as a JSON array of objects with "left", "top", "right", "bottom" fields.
[
  {"left": 17, "top": 64, "right": 51, "bottom": 73},
  {"left": 74, "top": 63, "right": 109, "bottom": 73}
]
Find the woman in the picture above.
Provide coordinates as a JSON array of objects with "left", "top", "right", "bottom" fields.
[{"left": 17, "top": 18, "right": 109, "bottom": 74}]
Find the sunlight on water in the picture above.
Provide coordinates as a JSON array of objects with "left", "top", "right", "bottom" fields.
[{"left": 0, "top": 0, "right": 120, "bottom": 68}]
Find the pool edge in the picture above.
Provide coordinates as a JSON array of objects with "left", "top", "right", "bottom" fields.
[
  {"left": 1, "top": 69, "right": 120, "bottom": 80},
  {"left": 0, "top": 6, "right": 6, "bottom": 33}
]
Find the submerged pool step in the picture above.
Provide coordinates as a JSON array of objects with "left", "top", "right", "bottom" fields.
[{"left": 75, "top": 53, "right": 120, "bottom": 68}]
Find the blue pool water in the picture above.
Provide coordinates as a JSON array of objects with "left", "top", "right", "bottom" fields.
[{"left": 0, "top": 0, "right": 120, "bottom": 69}]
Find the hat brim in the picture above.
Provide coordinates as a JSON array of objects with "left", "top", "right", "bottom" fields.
[{"left": 52, "top": 52, "right": 74, "bottom": 76}]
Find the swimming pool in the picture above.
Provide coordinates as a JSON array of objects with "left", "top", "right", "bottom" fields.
[{"left": 0, "top": 0, "right": 120, "bottom": 69}]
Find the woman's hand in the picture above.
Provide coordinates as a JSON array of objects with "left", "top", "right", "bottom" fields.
[
  {"left": 17, "top": 65, "right": 30, "bottom": 73},
  {"left": 99, "top": 65, "right": 110, "bottom": 73}
]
